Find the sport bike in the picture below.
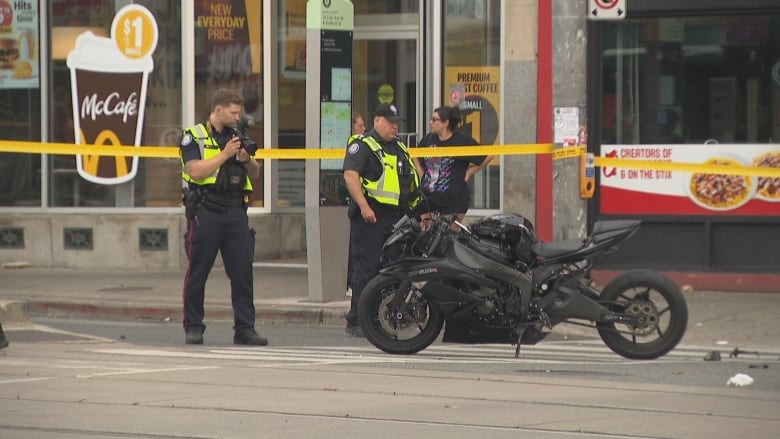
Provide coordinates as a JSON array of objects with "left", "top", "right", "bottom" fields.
[{"left": 358, "top": 213, "right": 688, "bottom": 359}]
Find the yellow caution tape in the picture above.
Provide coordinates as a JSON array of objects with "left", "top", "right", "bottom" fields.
[
  {"left": 412, "top": 143, "right": 553, "bottom": 158},
  {"left": 1, "top": 140, "right": 778, "bottom": 177},
  {"left": 0, "top": 140, "right": 180, "bottom": 158},
  {"left": 0, "top": 140, "right": 552, "bottom": 159},
  {"left": 552, "top": 146, "right": 586, "bottom": 159}
]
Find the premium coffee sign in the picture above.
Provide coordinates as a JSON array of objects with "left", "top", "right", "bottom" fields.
[{"left": 66, "top": 4, "right": 159, "bottom": 184}]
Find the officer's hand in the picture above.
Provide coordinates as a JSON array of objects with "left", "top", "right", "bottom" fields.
[
  {"left": 222, "top": 136, "right": 242, "bottom": 158},
  {"left": 361, "top": 206, "right": 377, "bottom": 224},
  {"left": 236, "top": 148, "right": 251, "bottom": 163}
]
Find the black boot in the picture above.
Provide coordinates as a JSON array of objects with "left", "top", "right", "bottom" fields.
[
  {"left": 0, "top": 322, "right": 8, "bottom": 350},
  {"left": 234, "top": 329, "right": 268, "bottom": 346}
]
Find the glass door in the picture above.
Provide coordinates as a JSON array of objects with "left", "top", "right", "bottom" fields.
[
  {"left": 353, "top": 7, "right": 420, "bottom": 145},
  {"left": 352, "top": 38, "right": 418, "bottom": 143}
]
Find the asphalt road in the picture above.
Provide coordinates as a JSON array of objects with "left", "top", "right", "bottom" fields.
[
  {"left": 22, "top": 318, "right": 780, "bottom": 391},
  {"left": 0, "top": 319, "right": 778, "bottom": 439}
]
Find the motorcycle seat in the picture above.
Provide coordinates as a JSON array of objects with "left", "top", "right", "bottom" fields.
[
  {"left": 592, "top": 219, "right": 641, "bottom": 235},
  {"left": 591, "top": 220, "right": 641, "bottom": 244},
  {"left": 531, "top": 238, "right": 585, "bottom": 258}
]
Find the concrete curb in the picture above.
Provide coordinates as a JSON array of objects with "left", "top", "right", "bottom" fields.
[
  {"left": 0, "top": 300, "right": 30, "bottom": 324},
  {"left": 22, "top": 301, "right": 347, "bottom": 327}
]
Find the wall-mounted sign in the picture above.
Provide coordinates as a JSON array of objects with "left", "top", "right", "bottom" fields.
[
  {"left": 67, "top": 4, "right": 158, "bottom": 185},
  {"left": 306, "top": 0, "right": 354, "bottom": 31},
  {"left": 444, "top": 66, "right": 500, "bottom": 145},
  {"left": 599, "top": 144, "right": 780, "bottom": 216},
  {"left": 588, "top": 0, "right": 626, "bottom": 20},
  {"left": 0, "top": 0, "right": 39, "bottom": 89}
]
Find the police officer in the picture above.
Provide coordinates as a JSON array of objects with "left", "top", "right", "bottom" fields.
[
  {"left": 0, "top": 321, "right": 8, "bottom": 349},
  {"left": 342, "top": 104, "right": 420, "bottom": 336},
  {"left": 179, "top": 88, "right": 267, "bottom": 346}
]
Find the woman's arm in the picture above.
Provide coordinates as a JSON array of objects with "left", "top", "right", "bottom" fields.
[{"left": 465, "top": 155, "right": 493, "bottom": 181}]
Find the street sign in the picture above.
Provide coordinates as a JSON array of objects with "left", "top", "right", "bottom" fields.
[{"left": 588, "top": 0, "right": 626, "bottom": 20}]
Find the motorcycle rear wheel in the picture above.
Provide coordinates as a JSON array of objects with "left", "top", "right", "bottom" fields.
[
  {"left": 596, "top": 270, "right": 688, "bottom": 360},
  {"left": 357, "top": 274, "right": 444, "bottom": 355}
]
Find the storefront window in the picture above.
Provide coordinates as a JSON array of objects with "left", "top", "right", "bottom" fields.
[
  {"left": 0, "top": 92, "right": 41, "bottom": 207},
  {"left": 598, "top": 14, "right": 780, "bottom": 217},
  {"left": 274, "top": 0, "right": 305, "bottom": 208},
  {"left": 602, "top": 15, "right": 780, "bottom": 145},
  {"left": 354, "top": 0, "right": 417, "bottom": 15},
  {"left": 48, "top": 0, "right": 182, "bottom": 207},
  {"left": 442, "top": 0, "right": 501, "bottom": 210},
  {"left": 0, "top": 1, "right": 42, "bottom": 207},
  {"left": 195, "top": 0, "right": 263, "bottom": 206}
]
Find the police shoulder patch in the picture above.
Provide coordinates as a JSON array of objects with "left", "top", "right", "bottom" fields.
[
  {"left": 180, "top": 133, "right": 193, "bottom": 146},
  {"left": 348, "top": 143, "right": 360, "bottom": 154}
]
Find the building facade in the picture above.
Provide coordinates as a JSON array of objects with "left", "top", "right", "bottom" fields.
[{"left": 0, "top": 1, "right": 777, "bottom": 291}]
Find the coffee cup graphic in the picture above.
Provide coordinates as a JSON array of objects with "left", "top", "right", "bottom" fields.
[{"left": 66, "top": 5, "right": 158, "bottom": 185}]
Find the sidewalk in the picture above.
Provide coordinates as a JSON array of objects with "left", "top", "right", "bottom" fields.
[{"left": 1, "top": 265, "right": 779, "bottom": 353}]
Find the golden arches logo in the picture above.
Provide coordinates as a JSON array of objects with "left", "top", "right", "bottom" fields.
[{"left": 78, "top": 129, "right": 130, "bottom": 178}]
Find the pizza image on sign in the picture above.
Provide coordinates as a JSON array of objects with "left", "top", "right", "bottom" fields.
[
  {"left": 753, "top": 151, "right": 780, "bottom": 201},
  {"left": 686, "top": 157, "right": 755, "bottom": 211}
]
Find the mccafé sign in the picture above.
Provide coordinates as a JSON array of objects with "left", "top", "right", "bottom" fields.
[
  {"left": 81, "top": 92, "right": 139, "bottom": 124},
  {"left": 66, "top": 4, "right": 158, "bottom": 185}
]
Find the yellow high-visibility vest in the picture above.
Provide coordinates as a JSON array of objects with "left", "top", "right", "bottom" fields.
[
  {"left": 350, "top": 134, "right": 418, "bottom": 207},
  {"left": 180, "top": 123, "right": 253, "bottom": 192}
]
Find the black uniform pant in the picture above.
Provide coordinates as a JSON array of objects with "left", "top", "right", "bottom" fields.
[
  {"left": 182, "top": 205, "right": 255, "bottom": 333},
  {"left": 346, "top": 212, "right": 400, "bottom": 325}
]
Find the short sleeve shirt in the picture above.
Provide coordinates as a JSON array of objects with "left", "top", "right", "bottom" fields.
[{"left": 416, "top": 131, "right": 487, "bottom": 213}]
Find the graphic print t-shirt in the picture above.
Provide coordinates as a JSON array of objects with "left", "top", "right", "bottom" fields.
[{"left": 417, "top": 132, "right": 486, "bottom": 213}]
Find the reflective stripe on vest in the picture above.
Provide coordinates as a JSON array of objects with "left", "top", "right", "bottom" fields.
[{"left": 180, "top": 123, "right": 253, "bottom": 192}]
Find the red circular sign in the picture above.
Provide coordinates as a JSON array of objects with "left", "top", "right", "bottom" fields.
[
  {"left": 0, "top": 1, "right": 13, "bottom": 26},
  {"left": 595, "top": 0, "right": 619, "bottom": 10}
]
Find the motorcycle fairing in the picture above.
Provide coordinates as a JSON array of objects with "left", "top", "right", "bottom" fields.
[{"left": 531, "top": 220, "right": 641, "bottom": 265}]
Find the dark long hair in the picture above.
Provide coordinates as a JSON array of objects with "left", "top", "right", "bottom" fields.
[{"left": 434, "top": 105, "right": 463, "bottom": 133}]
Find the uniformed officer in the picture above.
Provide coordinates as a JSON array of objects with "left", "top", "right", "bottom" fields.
[
  {"left": 179, "top": 88, "right": 267, "bottom": 346},
  {"left": 342, "top": 104, "right": 420, "bottom": 336},
  {"left": 0, "top": 321, "right": 8, "bottom": 349}
]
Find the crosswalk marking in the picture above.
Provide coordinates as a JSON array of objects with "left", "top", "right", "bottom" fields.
[{"left": 88, "top": 341, "right": 727, "bottom": 367}]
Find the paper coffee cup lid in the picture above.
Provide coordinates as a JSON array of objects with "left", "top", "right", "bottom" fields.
[{"left": 66, "top": 31, "right": 153, "bottom": 73}]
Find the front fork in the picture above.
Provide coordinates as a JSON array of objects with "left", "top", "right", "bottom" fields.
[{"left": 389, "top": 279, "right": 419, "bottom": 319}]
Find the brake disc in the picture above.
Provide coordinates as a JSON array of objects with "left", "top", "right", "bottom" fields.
[{"left": 624, "top": 300, "right": 659, "bottom": 336}]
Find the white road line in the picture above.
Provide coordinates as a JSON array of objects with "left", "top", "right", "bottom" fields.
[
  {"left": 0, "top": 377, "right": 54, "bottom": 385},
  {"left": 90, "top": 342, "right": 712, "bottom": 367},
  {"left": 75, "top": 365, "right": 219, "bottom": 379}
]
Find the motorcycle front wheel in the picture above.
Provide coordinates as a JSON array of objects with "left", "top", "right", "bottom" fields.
[
  {"left": 357, "top": 274, "right": 444, "bottom": 355},
  {"left": 596, "top": 270, "right": 688, "bottom": 360}
]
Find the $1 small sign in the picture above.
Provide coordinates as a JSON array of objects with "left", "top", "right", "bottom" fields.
[{"left": 110, "top": 4, "right": 159, "bottom": 60}]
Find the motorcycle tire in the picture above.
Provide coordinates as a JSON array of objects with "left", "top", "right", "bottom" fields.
[
  {"left": 596, "top": 270, "right": 688, "bottom": 360},
  {"left": 357, "top": 274, "right": 444, "bottom": 355}
]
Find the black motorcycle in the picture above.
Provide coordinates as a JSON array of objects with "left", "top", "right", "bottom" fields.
[{"left": 358, "top": 212, "right": 688, "bottom": 359}]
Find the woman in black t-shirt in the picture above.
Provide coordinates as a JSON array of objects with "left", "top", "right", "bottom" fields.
[{"left": 413, "top": 106, "right": 493, "bottom": 222}]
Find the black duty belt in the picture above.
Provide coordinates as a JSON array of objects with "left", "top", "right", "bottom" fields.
[{"left": 201, "top": 191, "right": 245, "bottom": 211}]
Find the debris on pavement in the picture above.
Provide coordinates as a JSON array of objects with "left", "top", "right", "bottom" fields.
[
  {"left": 729, "top": 347, "right": 760, "bottom": 358},
  {"left": 727, "top": 373, "right": 754, "bottom": 387},
  {"left": 703, "top": 351, "right": 721, "bottom": 361}
]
